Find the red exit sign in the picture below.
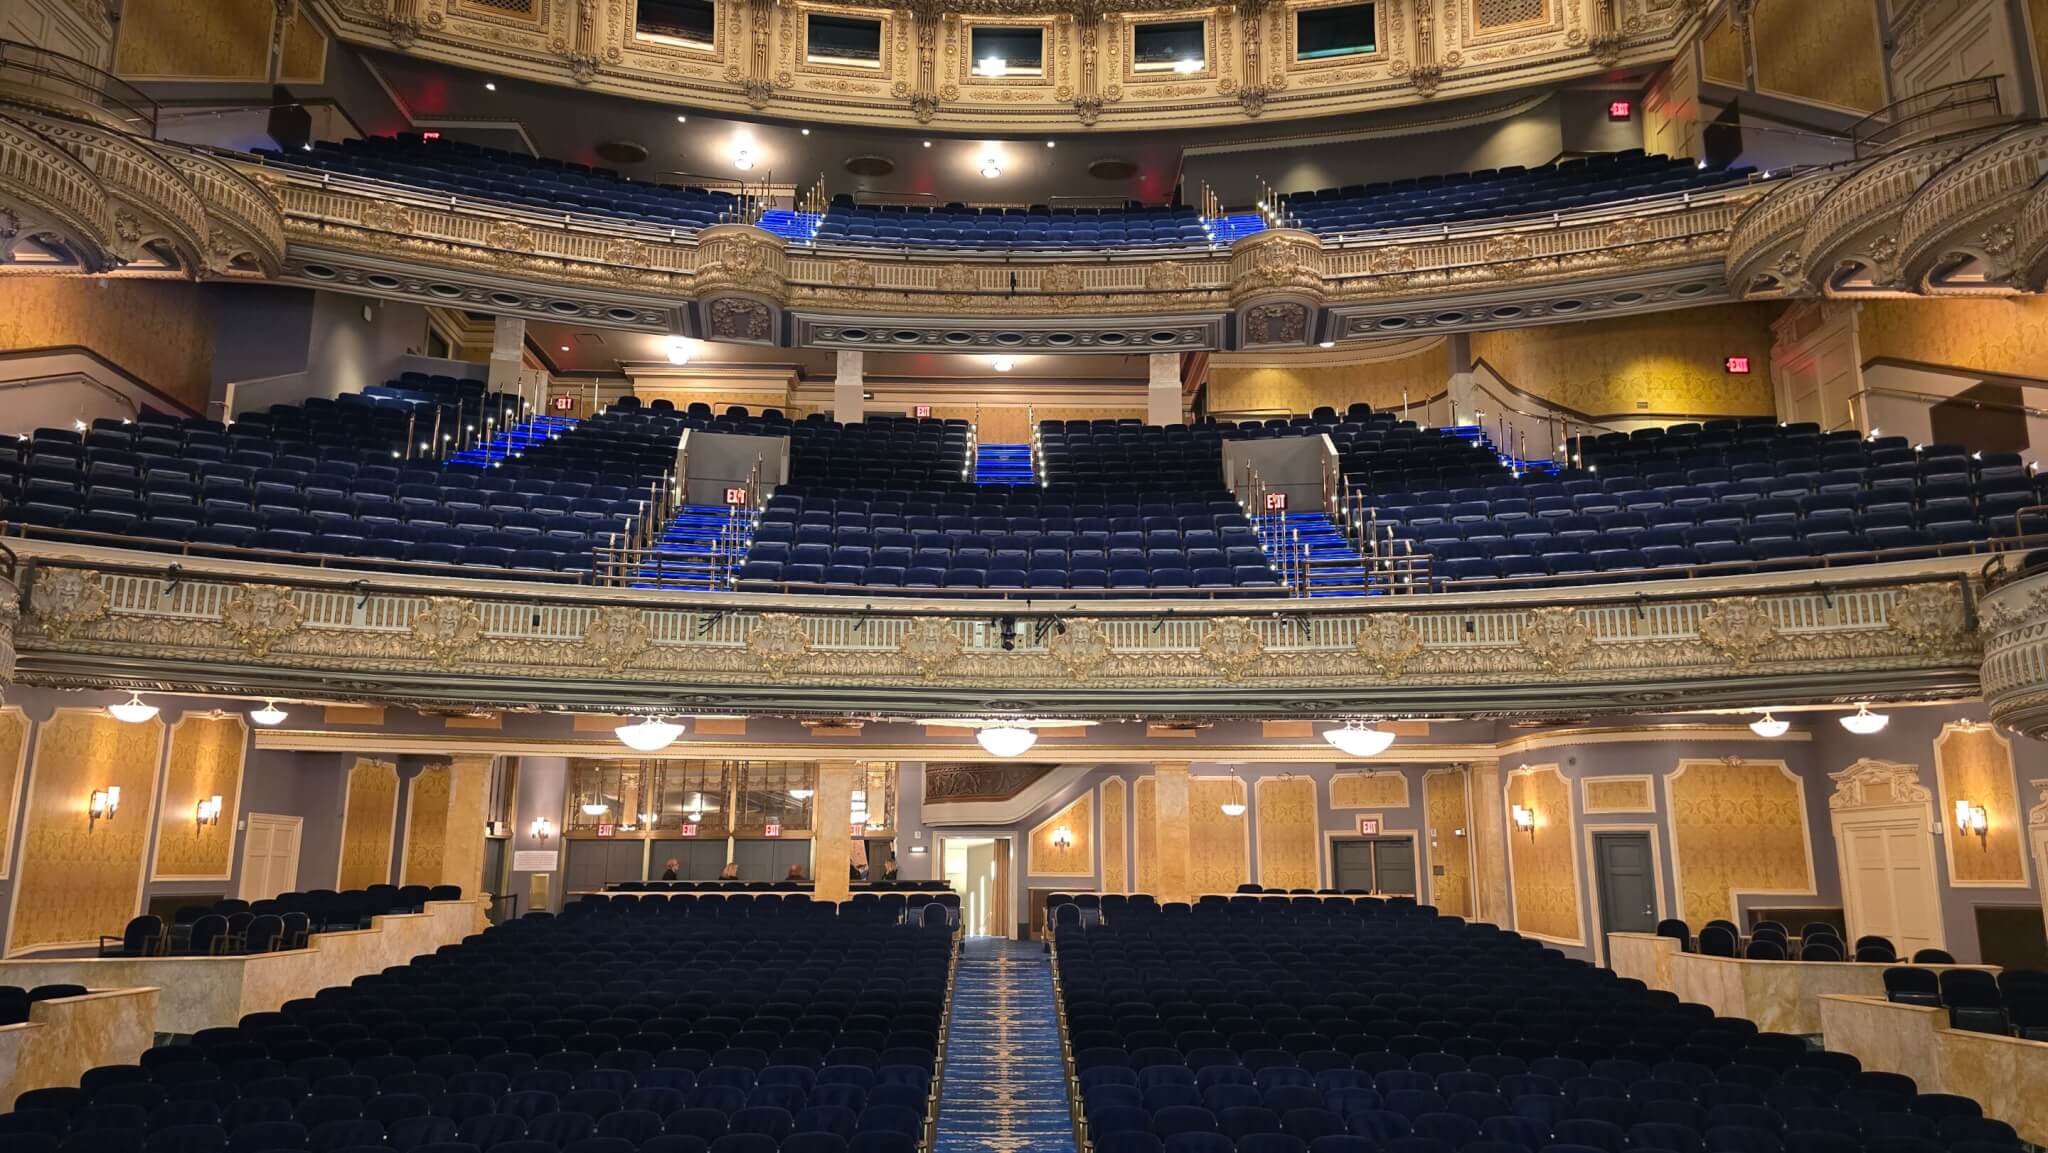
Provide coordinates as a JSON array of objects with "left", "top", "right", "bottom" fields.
[
  {"left": 725, "top": 486, "right": 748, "bottom": 505},
  {"left": 1724, "top": 355, "right": 1752, "bottom": 375},
  {"left": 914, "top": 404, "right": 932, "bottom": 418},
  {"left": 678, "top": 823, "right": 698, "bottom": 837},
  {"left": 1608, "top": 99, "right": 1633, "bottom": 121},
  {"left": 549, "top": 394, "right": 575, "bottom": 412},
  {"left": 1264, "top": 492, "right": 1288, "bottom": 512}
]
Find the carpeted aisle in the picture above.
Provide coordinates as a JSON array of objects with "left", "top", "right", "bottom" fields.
[{"left": 933, "top": 937, "right": 1078, "bottom": 1153}]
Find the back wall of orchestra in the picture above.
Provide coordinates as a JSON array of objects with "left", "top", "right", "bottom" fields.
[{"left": 0, "top": 682, "right": 2042, "bottom": 965}]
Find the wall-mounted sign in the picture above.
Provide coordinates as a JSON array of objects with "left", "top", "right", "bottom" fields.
[
  {"left": 1607, "top": 100, "right": 1633, "bottom": 120},
  {"left": 596, "top": 823, "right": 614, "bottom": 838},
  {"left": 725, "top": 486, "right": 749, "bottom": 505},
  {"left": 1356, "top": 816, "right": 1381, "bottom": 836},
  {"left": 512, "top": 850, "right": 558, "bottom": 872},
  {"left": 1264, "top": 492, "right": 1288, "bottom": 512},
  {"left": 678, "top": 823, "right": 698, "bottom": 837},
  {"left": 914, "top": 404, "right": 932, "bottom": 418},
  {"left": 851, "top": 822, "right": 868, "bottom": 837},
  {"left": 1724, "top": 355, "right": 1752, "bottom": 375},
  {"left": 764, "top": 822, "right": 782, "bottom": 838},
  {"left": 549, "top": 394, "right": 576, "bottom": 412}
]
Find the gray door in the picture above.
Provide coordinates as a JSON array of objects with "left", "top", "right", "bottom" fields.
[
  {"left": 1373, "top": 838, "right": 1416, "bottom": 896},
  {"left": 1332, "top": 841, "right": 1374, "bottom": 891},
  {"left": 1594, "top": 831, "right": 1659, "bottom": 958},
  {"left": 732, "top": 838, "right": 812, "bottom": 884},
  {"left": 563, "top": 839, "right": 647, "bottom": 893},
  {"left": 652, "top": 839, "right": 730, "bottom": 879},
  {"left": 481, "top": 837, "right": 508, "bottom": 917}
]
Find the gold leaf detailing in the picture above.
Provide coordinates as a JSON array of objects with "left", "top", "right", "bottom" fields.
[
  {"left": 220, "top": 584, "right": 304, "bottom": 657},
  {"left": 1047, "top": 618, "right": 1114, "bottom": 679},
  {"left": 1697, "top": 596, "right": 1780, "bottom": 668},
  {"left": 358, "top": 201, "right": 415, "bottom": 235},
  {"left": 411, "top": 598, "right": 485, "bottom": 667},
  {"left": 581, "top": 605, "right": 651, "bottom": 673},
  {"left": 896, "top": 617, "right": 963, "bottom": 680},
  {"left": 29, "top": 569, "right": 108, "bottom": 639},
  {"left": 1520, "top": 606, "right": 1590, "bottom": 673},
  {"left": 1890, "top": 583, "right": 1971, "bottom": 654},
  {"left": 1199, "top": 617, "right": 1266, "bottom": 681},
  {"left": 747, "top": 613, "right": 812, "bottom": 675},
  {"left": 1144, "top": 261, "right": 1192, "bottom": 291},
  {"left": 1355, "top": 614, "right": 1423, "bottom": 678}
]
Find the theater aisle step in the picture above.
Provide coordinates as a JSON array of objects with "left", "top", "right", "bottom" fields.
[
  {"left": 975, "top": 444, "right": 1036, "bottom": 485},
  {"left": 932, "top": 938, "right": 1077, "bottom": 1153},
  {"left": 1275, "top": 511, "right": 1373, "bottom": 596},
  {"left": 634, "top": 504, "right": 745, "bottom": 589},
  {"left": 445, "top": 414, "right": 578, "bottom": 467}
]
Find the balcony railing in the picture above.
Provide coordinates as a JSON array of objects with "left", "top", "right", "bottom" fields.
[
  {"left": 1852, "top": 76, "right": 2008, "bottom": 157},
  {"left": 0, "top": 39, "right": 157, "bottom": 137}
]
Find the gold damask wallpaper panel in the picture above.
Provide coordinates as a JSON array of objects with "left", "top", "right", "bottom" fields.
[
  {"left": 1256, "top": 776, "right": 1320, "bottom": 891},
  {"left": 1934, "top": 724, "right": 2028, "bottom": 886},
  {"left": 1666, "top": 759, "right": 1815, "bottom": 924},
  {"left": 401, "top": 764, "right": 452, "bottom": 887},
  {"left": 114, "top": 0, "right": 275, "bottom": 80},
  {"left": 1331, "top": 771, "right": 1410, "bottom": 809},
  {"left": 1101, "top": 777, "right": 1128, "bottom": 894},
  {"left": 1582, "top": 776, "right": 1656, "bottom": 814},
  {"left": 152, "top": 714, "right": 247, "bottom": 881},
  {"left": 1750, "top": 0, "right": 1885, "bottom": 113},
  {"left": 1029, "top": 791, "right": 1095, "bottom": 878},
  {"left": 8, "top": 709, "right": 166, "bottom": 956},
  {"left": 1423, "top": 768, "right": 1473, "bottom": 919},
  {"left": 1857, "top": 298, "right": 2048, "bottom": 381},
  {"left": 1189, "top": 777, "right": 1249, "bottom": 895},
  {"left": 0, "top": 709, "right": 29, "bottom": 879},
  {"left": 337, "top": 759, "right": 399, "bottom": 891},
  {"left": 1505, "top": 765, "right": 1581, "bottom": 944},
  {"left": 1701, "top": 11, "right": 1746, "bottom": 88},
  {"left": 1469, "top": 306, "right": 1777, "bottom": 418},
  {"left": 1134, "top": 776, "right": 1155, "bottom": 894}
]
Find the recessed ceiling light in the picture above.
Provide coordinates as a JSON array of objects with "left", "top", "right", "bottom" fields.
[
  {"left": 980, "top": 158, "right": 1001, "bottom": 178},
  {"left": 484, "top": 81, "right": 497, "bottom": 91},
  {"left": 922, "top": 140, "right": 931, "bottom": 148},
  {"left": 1046, "top": 141, "right": 1056, "bottom": 148},
  {"left": 734, "top": 149, "right": 755, "bottom": 170},
  {"left": 676, "top": 115, "right": 687, "bottom": 123},
  {"left": 801, "top": 128, "right": 811, "bottom": 135},
  {"left": 560, "top": 345, "right": 571, "bottom": 352},
  {"left": 991, "top": 357, "right": 1014, "bottom": 372}
]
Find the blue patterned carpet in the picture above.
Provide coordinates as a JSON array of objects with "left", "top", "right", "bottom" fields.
[{"left": 933, "top": 938, "right": 1078, "bottom": 1153}]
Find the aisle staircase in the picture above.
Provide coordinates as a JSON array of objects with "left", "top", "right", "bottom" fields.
[
  {"left": 974, "top": 444, "right": 1036, "bottom": 486},
  {"left": 446, "top": 414, "right": 577, "bottom": 467},
  {"left": 635, "top": 504, "right": 749, "bottom": 589},
  {"left": 1260, "top": 511, "right": 1374, "bottom": 596},
  {"left": 932, "top": 938, "right": 1076, "bottom": 1153},
  {"left": 1203, "top": 213, "right": 1267, "bottom": 246}
]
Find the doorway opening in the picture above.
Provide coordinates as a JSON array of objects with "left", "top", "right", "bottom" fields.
[
  {"left": 939, "top": 835, "right": 1013, "bottom": 937},
  {"left": 1330, "top": 835, "right": 1417, "bottom": 895}
]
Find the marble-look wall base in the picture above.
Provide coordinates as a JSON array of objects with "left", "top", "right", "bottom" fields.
[
  {"left": 1822, "top": 994, "right": 2048, "bottom": 1146},
  {"left": 0, "top": 987, "right": 158, "bottom": 1109}
]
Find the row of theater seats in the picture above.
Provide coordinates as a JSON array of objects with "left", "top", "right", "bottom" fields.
[
  {"left": 106, "top": 886, "right": 464, "bottom": 958},
  {"left": 1281, "top": 152, "right": 1754, "bottom": 236},
  {"left": 737, "top": 484, "right": 1280, "bottom": 592},
  {"left": 602, "top": 883, "right": 953, "bottom": 894},
  {"left": 1056, "top": 897, "right": 2022, "bottom": 1153},
  {"left": 0, "top": 905, "right": 951, "bottom": 1153},
  {"left": 814, "top": 197, "right": 1209, "bottom": 249},
  {"left": 1655, "top": 918, "right": 1872, "bottom": 964},
  {"left": 573, "top": 894, "right": 956, "bottom": 929},
  {"left": 1882, "top": 968, "right": 2048, "bottom": 1040},
  {"left": 262, "top": 136, "right": 739, "bottom": 231},
  {"left": 0, "top": 983, "right": 89, "bottom": 1026}
]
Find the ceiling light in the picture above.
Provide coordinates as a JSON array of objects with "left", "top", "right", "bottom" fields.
[
  {"left": 980, "top": 158, "right": 1001, "bottom": 178},
  {"left": 484, "top": 81, "right": 497, "bottom": 91},
  {"left": 991, "top": 357, "right": 1014, "bottom": 372},
  {"left": 1749, "top": 712, "right": 1789, "bottom": 738},
  {"left": 733, "top": 149, "right": 755, "bottom": 171},
  {"left": 616, "top": 716, "right": 685, "bottom": 752},
  {"left": 789, "top": 788, "right": 814, "bottom": 801},
  {"left": 801, "top": 128, "right": 811, "bottom": 135},
  {"left": 249, "top": 701, "right": 289, "bottom": 727},
  {"left": 1046, "top": 140, "right": 1056, "bottom": 148},
  {"left": 1840, "top": 704, "right": 1890, "bottom": 735},
  {"left": 1219, "top": 768, "right": 1247, "bottom": 817},
  {"left": 559, "top": 345, "right": 571, "bottom": 352},
  {"left": 922, "top": 140, "right": 932, "bottom": 148},
  {"left": 977, "top": 726, "right": 1039, "bottom": 757},
  {"left": 676, "top": 115, "right": 687, "bottom": 123},
  {"left": 1323, "top": 720, "right": 1396, "bottom": 757},
  {"left": 666, "top": 336, "right": 693, "bottom": 366},
  {"left": 1173, "top": 58, "right": 1202, "bottom": 74},
  {"left": 1320, "top": 341, "right": 1335, "bottom": 349},
  {"left": 581, "top": 802, "right": 610, "bottom": 817},
  {"left": 108, "top": 693, "right": 159, "bottom": 724}
]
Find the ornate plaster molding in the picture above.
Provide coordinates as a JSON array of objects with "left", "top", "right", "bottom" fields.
[{"left": 1829, "top": 757, "right": 1932, "bottom": 810}]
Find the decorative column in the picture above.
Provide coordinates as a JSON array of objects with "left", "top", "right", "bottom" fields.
[
  {"left": 489, "top": 316, "right": 525, "bottom": 401},
  {"left": 1445, "top": 332, "right": 1476, "bottom": 424},
  {"left": 1469, "top": 759, "right": 1509, "bottom": 926},
  {"left": 908, "top": 0, "right": 945, "bottom": 123},
  {"left": 1071, "top": 0, "right": 1107, "bottom": 125},
  {"left": 812, "top": 761, "right": 856, "bottom": 903},
  {"left": 744, "top": 0, "right": 776, "bottom": 107},
  {"left": 1153, "top": 761, "right": 1193, "bottom": 904},
  {"left": 442, "top": 754, "right": 494, "bottom": 903},
  {"left": 1146, "top": 352, "right": 1181, "bottom": 425},
  {"left": 1411, "top": 0, "right": 1444, "bottom": 97},
  {"left": 2029, "top": 779, "right": 2048, "bottom": 948},
  {"left": 1235, "top": 0, "right": 1271, "bottom": 115},
  {"left": 1586, "top": 0, "right": 1626, "bottom": 66},
  {"left": 567, "top": 0, "right": 607, "bottom": 84},
  {"left": 384, "top": 0, "right": 424, "bottom": 48},
  {"left": 835, "top": 350, "right": 866, "bottom": 423}
]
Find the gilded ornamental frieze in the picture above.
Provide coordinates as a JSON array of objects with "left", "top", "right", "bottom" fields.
[
  {"left": 6, "top": 546, "right": 1989, "bottom": 718},
  {"left": 310, "top": 0, "right": 1695, "bottom": 133}
]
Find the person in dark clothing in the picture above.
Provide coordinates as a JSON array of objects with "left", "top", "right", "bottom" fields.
[
  {"left": 880, "top": 853, "right": 899, "bottom": 882},
  {"left": 661, "top": 858, "right": 680, "bottom": 881}
]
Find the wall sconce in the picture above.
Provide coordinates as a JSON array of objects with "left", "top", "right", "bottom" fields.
[
  {"left": 1051, "top": 826, "right": 1074, "bottom": 850},
  {"left": 1954, "top": 799, "right": 1988, "bottom": 844},
  {"left": 1510, "top": 803, "right": 1536, "bottom": 838},
  {"left": 88, "top": 786, "right": 121, "bottom": 832},
  {"left": 529, "top": 817, "right": 554, "bottom": 841},
  {"left": 194, "top": 794, "right": 223, "bottom": 829}
]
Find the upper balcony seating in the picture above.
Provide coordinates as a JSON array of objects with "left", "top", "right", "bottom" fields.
[
  {"left": 1036, "top": 420, "right": 1226, "bottom": 488},
  {"left": 256, "top": 134, "right": 738, "bottom": 232},
  {"left": 1282, "top": 151, "right": 1754, "bottom": 237},
  {"left": 813, "top": 197, "right": 1210, "bottom": 251}
]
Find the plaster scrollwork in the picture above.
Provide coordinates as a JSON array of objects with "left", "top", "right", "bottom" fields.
[
  {"left": 1047, "top": 617, "right": 1114, "bottom": 678},
  {"left": 27, "top": 568, "right": 108, "bottom": 640},
  {"left": 1519, "top": 606, "right": 1590, "bottom": 673},
  {"left": 747, "top": 613, "right": 813, "bottom": 676},
  {"left": 580, "top": 605, "right": 652, "bottom": 674},
  {"left": 1889, "top": 582, "right": 1974, "bottom": 655},
  {"left": 0, "top": 589, "right": 18, "bottom": 687},
  {"left": 1697, "top": 597, "right": 1779, "bottom": 668},
  {"left": 220, "top": 584, "right": 305, "bottom": 658},
  {"left": 1829, "top": 757, "right": 1932, "bottom": 810},
  {"left": 1144, "top": 260, "right": 1192, "bottom": 291},
  {"left": 897, "top": 616, "right": 964, "bottom": 680},
  {"left": 1199, "top": 617, "right": 1267, "bottom": 681},
  {"left": 2029, "top": 777, "right": 2048, "bottom": 828},
  {"left": 692, "top": 227, "right": 789, "bottom": 303},
  {"left": 1354, "top": 614, "right": 1423, "bottom": 678},
  {"left": 410, "top": 597, "right": 486, "bottom": 668}
]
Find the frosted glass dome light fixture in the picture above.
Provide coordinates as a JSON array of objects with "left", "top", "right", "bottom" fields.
[
  {"left": 108, "top": 693, "right": 159, "bottom": 724},
  {"left": 249, "top": 701, "right": 289, "bottom": 726},
  {"left": 976, "top": 725, "right": 1039, "bottom": 757},
  {"left": 1323, "top": 720, "right": 1396, "bottom": 758},
  {"left": 980, "top": 157, "right": 1002, "bottom": 178},
  {"left": 1749, "top": 712, "right": 1789, "bottom": 738},
  {"left": 1840, "top": 704, "right": 1890, "bottom": 735},
  {"left": 991, "top": 357, "right": 1014, "bottom": 372},
  {"left": 581, "top": 802, "right": 611, "bottom": 817},
  {"left": 616, "top": 716, "right": 685, "bottom": 752},
  {"left": 665, "top": 336, "right": 694, "bottom": 366}
]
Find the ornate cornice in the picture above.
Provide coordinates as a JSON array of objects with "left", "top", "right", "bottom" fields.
[
  {"left": 1829, "top": 757, "right": 1932, "bottom": 811},
  {"left": 5, "top": 542, "right": 1987, "bottom": 719},
  {"left": 1977, "top": 565, "right": 2048, "bottom": 741},
  {"left": 308, "top": 0, "right": 1700, "bottom": 134}
]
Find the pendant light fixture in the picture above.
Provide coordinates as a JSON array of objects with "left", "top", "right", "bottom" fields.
[
  {"left": 249, "top": 701, "right": 289, "bottom": 726},
  {"left": 1749, "top": 712, "right": 1789, "bottom": 738},
  {"left": 1323, "top": 720, "right": 1396, "bottom": 757},
  {"left": 1840, "top": 704, "right": 1890, "bottom": 735},
  {"left": 108, "top": 693, "right": 159, "bottom": 724},
  {"left": 976, "top": 725, "right": 1038, "bottom": 757},
  {"left": 616, "top": 716, "right": 685, "bottom": 752}
]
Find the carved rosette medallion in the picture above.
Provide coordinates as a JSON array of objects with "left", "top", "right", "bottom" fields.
[
  {"left": 28, "top": 568, "right": 108, "bottom": 640},
  {"left": 747, "top": 613, "right": 812, "bottom": 677},
  {"left": 411, "top": 598, "right": 485, "bottom": 668},
  {"left": 1697, "top": 597, "right": 1779, "bottom": 668},
  {"left": 581, "top": 605, "right": 652, "bottom": 674},
  {"left": 1048, "top": 618, "right": 1115, "bottom": 679},
  {"left": 358, "top": 201, "right": 415, "bottom": 235},
  {"left": 482, "top": 220, "right": 534, "bottom": 262},
  {"left": 1200, "top": 617, "right": 1267, "bottom": 681},
  {"left": 1144, "top": 261, "right": 1193, "bottom": 291},
  {"left": 897, "top": 617, "right": 963, "bottom": 680},
  {"left": 221, "top": 584, "right": 305, "bottom": 657},
  {"left": 1355, "top": 614, "right": 1423, "bottom": 678},
  {"left": 1519, "top": 606, "right": 1590, "bottom": 673}
]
